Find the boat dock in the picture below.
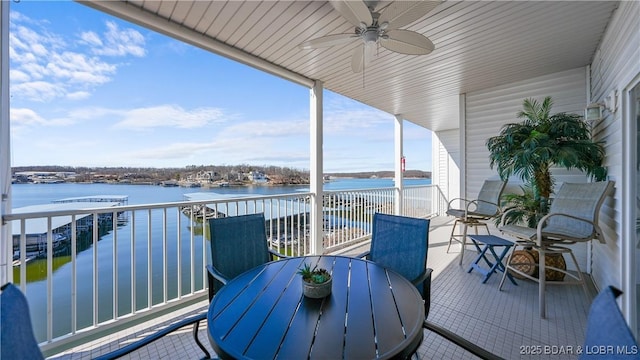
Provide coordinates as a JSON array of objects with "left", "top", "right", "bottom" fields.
[
  {"left": 12, "top": 195, "right": 128, "bottom": 265},
  {"left": 53, "top": 195, "right": 128, "bottom": 205}
]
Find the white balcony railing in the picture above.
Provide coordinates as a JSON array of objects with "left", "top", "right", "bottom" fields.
[{"left": 2, "top": 185, "right": 442, "bottom": 354}]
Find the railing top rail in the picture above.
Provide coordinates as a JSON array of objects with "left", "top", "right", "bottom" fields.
[
  {"left": 324, "top": 184, "right": 433, "bottom": 194},
  {"left": 3, "top": 184, "right": 435, "bottom": 221},
  {"left": 3, "top": 191, "right": 314, "bottom": 221},
  {"left": 404, "top": 184, "right": 435, "bottom": 189}
]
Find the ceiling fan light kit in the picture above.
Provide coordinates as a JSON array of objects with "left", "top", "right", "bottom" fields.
[{"left": 300, "top": 1, "right": 440, "bottom": 73}]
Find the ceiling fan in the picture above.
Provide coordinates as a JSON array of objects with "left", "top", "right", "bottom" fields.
[{"left": 300, "top": 1, "right": 440, "bottom": 73}]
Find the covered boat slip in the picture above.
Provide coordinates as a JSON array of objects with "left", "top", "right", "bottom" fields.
[
  {"left": 182, "top": 191, "right": 375, "bottom": 249},
  {"left": 183, "top": 192, "right": 309, "bottom": 219},
  {"left": 11, "top": 202, "right": 123, "bottom": 252},
  {"left": 182, "top": 192, "right": 311, "bottom": 243}
]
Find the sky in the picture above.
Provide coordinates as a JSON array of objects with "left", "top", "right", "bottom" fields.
[{"left": 8, "top": 1, "right": 432, "bottom": 173}]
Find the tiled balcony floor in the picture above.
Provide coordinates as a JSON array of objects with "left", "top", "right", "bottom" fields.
[{"left": 49, "top": 216, "right": 594, "bottom": 359}]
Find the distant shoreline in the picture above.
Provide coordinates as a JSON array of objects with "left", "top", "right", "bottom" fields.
[{"left": 12, "top": 166, "right": 431, "bottom": 187}]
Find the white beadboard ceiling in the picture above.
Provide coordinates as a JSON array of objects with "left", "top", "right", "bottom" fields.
[{"left": 80, "top": 1, "right": 618, "bottom": 132}]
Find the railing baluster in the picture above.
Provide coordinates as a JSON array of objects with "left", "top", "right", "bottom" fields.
[
  {"left": 177, "top": 207, "right": 182, "bottom": 299},
  {"left": 190, "top": 205, "right": 195, "bottom": 295},
  {"left": 71, "top": 215, "right": 77, "bottom": 333},
  {"left": 147, "top": 209, "right": 152, "bottom": 309},
  {"left": 112, "top": 211, "right": 117, "bottom": 320},
  {"left": 19, "top": 219, "right": 26, "bottom": 289},
  {"left": 92, "top": 212, "right": 98, "bottom": 327},
  {"left": 131, "top": 210, "right": 136, "bottom": 314},
  {"left": 47, "top": 217, "right": 53, "bottom": 342},
  {"left": 162, "top": 208, "right": 167, "bottom": 304}
]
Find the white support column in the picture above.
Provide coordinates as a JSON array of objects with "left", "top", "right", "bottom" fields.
[
  {"left": 585, "top": 66, "right": 593, "bottom": 275},
  {"left": 394, "top": 115, "right": 404, "bottom": 215},
  {"left": 0, "top": 0, "right": 12, "bottom": 285},
  {"left": 459, "top": 94, "right": 467, "bottom": 199},
  {"left": 310, "top": 81, "right": 324, "bottom": 255}
]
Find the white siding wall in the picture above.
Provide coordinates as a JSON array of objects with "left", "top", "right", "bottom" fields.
[
  {"left": 589, "top": 1, "right": 640, "bottom": 305},
  {"left": 465, "top": 68, "right": 588, "bottom": 193},
  {"left": 432, "top": 129, "right": 460, "bottom": 202},
  {"left": 465, "top": 67, "right": 590, "bottom": 270}
]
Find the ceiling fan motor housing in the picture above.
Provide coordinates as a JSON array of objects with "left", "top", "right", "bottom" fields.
[{"left": 363, "top": 28, "right": 380, "bottom": 43}]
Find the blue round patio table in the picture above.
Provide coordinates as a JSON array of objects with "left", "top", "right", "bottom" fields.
[{"left": 207, "top": 255, "right": 424, "bottom": 359}]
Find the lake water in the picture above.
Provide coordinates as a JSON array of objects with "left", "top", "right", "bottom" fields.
[
  {"left": 10, "top": 177, "right": 430, "bottom": 341},
  {"left": 12, "top": 177, "right": 430, "bottom": 208}
]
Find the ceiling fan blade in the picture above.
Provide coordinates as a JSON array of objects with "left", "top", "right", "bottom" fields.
[
  {"left": 351, "top": 46, "right": 364, "bottom": 73},
  {"left": 300, "top": 33, "right": 358, "bottom": 50},
  {"left": 351, "top": 43, "right": 376, "bottom": 73},
  {"left": 378, "top": 1, "right": 441, "bottom": 30},
  {"left": 329, "top": 0, "right": 373, "bottom": 27},
  {"left": 382, "top": 30, "right": 434, "bottom": 55}
]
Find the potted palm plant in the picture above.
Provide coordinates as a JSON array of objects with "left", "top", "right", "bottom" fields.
[
  {"left": 486, "top": 96, "right": 607, "bottom": 222},
  {"left": 298, "top": 263, "right": 332, "bottom": 298},
  {"left": 486, "top": 97, "right": 608, "bottom": 281}
]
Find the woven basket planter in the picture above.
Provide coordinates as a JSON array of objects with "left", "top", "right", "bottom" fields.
[{"left": 509, "top": 248, "right": 566, "bottom": 281}]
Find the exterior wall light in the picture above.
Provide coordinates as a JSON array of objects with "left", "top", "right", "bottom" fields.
[
  {"left": 585, "top": 103, "right": 604, "bottom": 122},
  {"left": 585, "top": 90, "right": 618, "bottom": 123}
]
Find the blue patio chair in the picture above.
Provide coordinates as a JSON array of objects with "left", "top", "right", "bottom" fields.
[
  {"left": 358, "top": 212, "right": 432, "bottom": 317},
  {"left": 358, "top": 213, "right": 504, "bottom": 359},
  {"left": 0, "top": 283, "right": 212, "bottom": 360},
  {"left": 580, "top": 286, "right": 638, "bottom": 359},
  {"left": 446, "top": 180, "right": 507, "bottom": 265},
  {"left": 207, "top": 213, "right": 288, "bottom": 300},
  {"left": 422, "top": 320, "right": 505, "bottom": 360}
]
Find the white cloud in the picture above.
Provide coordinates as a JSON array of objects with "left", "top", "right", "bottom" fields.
[
  {"left": 131, "top": 142, "right": 217, "bottom": 160},
  {"left": 124, "top": 136, "right": 308, "bottom": 168},
  {"left": 9, "top": 11, "right": 145, "bottom": 102},
  {"left": 10, "top": 108, "right": 48, "bottom": 126},
  {"left": 221, "top": 119, "right": 308, "bottom": 138},
  {"left": 89, "top": 21, "right": 146, "bottom": 57},
  {"left": 11, "top": 81, "right": 64, "bottom": 102},
  {"left": 9, "top": 69, "right": 30, "bottom": 82},
  {"left": 48, "top": 52, "right": 116, "bottom": 84},
  {"left": 79, "top": 31, "right": 102, "bottom": 47},
  {"left": 113, "top": 105, "right": 228, "bottom": 130},
  {"left": 66, "top": 91, "right": 91, "bottom": 100},
  {"left": 324, "top": 96, "right": 391, "bottom": 133},
  {"left": 66, "top": 107, "right": 115, "bottom": 120},
  {"left": 11, "top": 107, "right": 74, "bottom": 127},
  {"left": 10, "top": 104, "right": 230, "bottom": 130}
]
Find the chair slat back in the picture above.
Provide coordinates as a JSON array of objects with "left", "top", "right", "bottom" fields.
[
  {"left": 208, "top": 213, "right": 272, "bottom": 292},
  {"left": 475, "top": 180, "right": 507, "bottom": 216},
  {"left": 580, "top": 286, "right": 638, "bottom": 359},
  {"left": 546, "top": 181, "right": 613, "bottom": 239},
  {"left": 369, "top": 213, "right": 430, "bottom": 283},
  {"left": 1, "top": 283, "right": 45, "bottom": 360}
]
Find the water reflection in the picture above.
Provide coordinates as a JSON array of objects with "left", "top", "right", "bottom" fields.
[{"left": 17, "top": 211, "right": 206, "bottom": 341}]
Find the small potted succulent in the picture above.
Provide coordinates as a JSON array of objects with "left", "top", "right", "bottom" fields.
[{"left": 298, "top": 263, "right": 332, "bottom": 298}]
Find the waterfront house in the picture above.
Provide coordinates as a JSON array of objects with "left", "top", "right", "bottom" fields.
[
  {"left": 1, "top": 1, "right": 639, "bottom": 358},
  {"left": 247, "top": 171, "right": 268, "bottom": 184}
]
